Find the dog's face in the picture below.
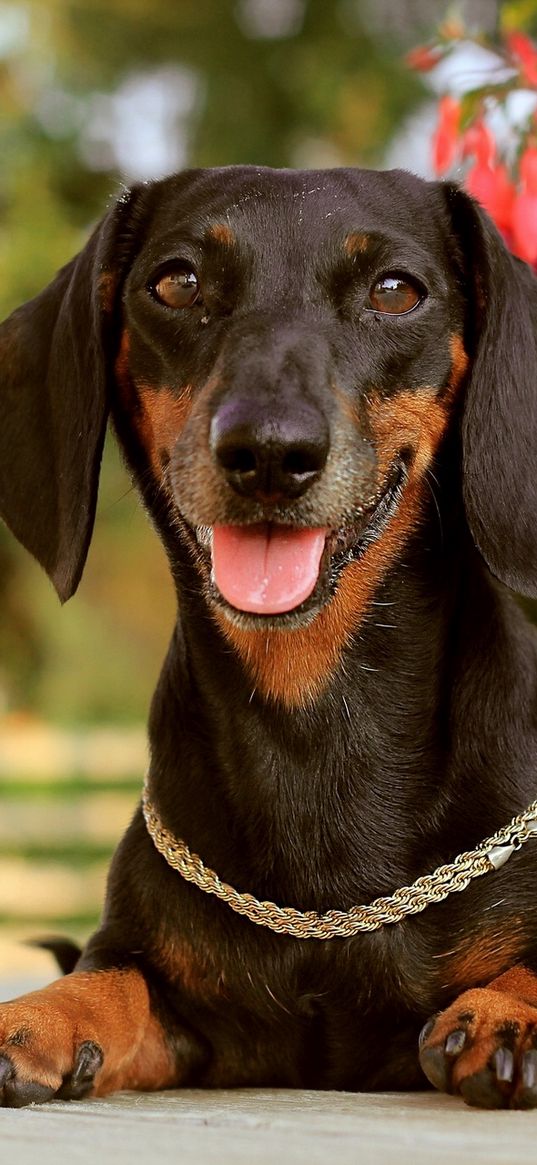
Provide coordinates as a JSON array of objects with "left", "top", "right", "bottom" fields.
[
  {"left": 1, "top": 166, "right": 537, "bottom": 704},
  {"left": 114, "top": 168, "right": 467, "bottom": 634}
]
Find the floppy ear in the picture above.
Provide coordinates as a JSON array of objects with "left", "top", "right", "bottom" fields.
[
  {"left": 0, "top": 190, "right": 140, "bottom": 602},
  {"left": 444, "top": 184, "right": 537, "bottom": 597}
]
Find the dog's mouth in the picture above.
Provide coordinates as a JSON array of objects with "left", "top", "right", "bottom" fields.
[
  {"left": 191, "top": 458, "right": 407, "bottom": 628},
  {"left": 211, "top": 523, "right": 328, "bottom": 615}
]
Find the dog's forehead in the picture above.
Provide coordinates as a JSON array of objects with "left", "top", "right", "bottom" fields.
[{"left": 143, "top": 166, "right": 446, "bottom": 256}]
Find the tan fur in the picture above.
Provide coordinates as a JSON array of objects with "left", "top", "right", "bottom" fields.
[
  {"left": 137, "top": 386, "right": 193, "bottom": 478},
  {"left": 447, "top": 924, "right": 526, "bottom": 991},
  {"left": 208, "top": 223, "right": 236, "bottom": 247},
  {"left": 424, "top": 966, "right": 537, "bottom": 1094},
  {"left": 344, "top": 231, "right": 370, "bottom": 256},
  {"left": 115, "top": 329, "right": 192, "bottom": 480},
  {"left": 156, "top": 936, "right": 227, "bottom": 1000},
  {"left": 0, "top": 969, "right": 178, "bottom": 1096},
  {"left": 98, "top": 270, "right": 117, "bottom": 314},
  {"left": 449, "top": 332, "right": 470, "bottom": 388}
]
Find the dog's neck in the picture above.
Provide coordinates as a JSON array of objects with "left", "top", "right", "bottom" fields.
[
  {"left": 142, "top": 440, "right": 537, "bottom": 910},
  {"left": 148, "top": 520, "right": 494, "bottom": 910}
]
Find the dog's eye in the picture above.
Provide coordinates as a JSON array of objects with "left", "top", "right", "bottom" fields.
[
  {"left": 366, "top": 274, "right": 423, "bottom": 315},
  {"left": 151, "top": 266, "right": 201, "bottom": 309}
]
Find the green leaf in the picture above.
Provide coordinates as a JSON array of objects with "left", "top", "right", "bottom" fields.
[{"left": 501, "top": 0, "right": 537, "bottom": 33}]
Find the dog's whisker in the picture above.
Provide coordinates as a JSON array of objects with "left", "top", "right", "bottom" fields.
[
  {"left": 424, "top": 469, "right": 443, "bottom": 547},
  {"left": 263, "top": 982, "right": 293, "bottom": 1015},
  {"left": 101, "top": 483, "right": 138, "bottom": 510},
  {"left": 342, "top": 694, "right": 352, "bottom": 724}
]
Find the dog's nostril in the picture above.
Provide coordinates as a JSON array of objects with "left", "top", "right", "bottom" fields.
[
  {"left": 217, "top": 445, "right": 257, "bottom": 476},
  {"left": 282, "top": 446, "right": 325, "bottom": 478}
]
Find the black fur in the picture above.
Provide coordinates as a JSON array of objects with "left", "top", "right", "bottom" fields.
[
  {"left": 446, "top": 183, "right": 537, "bottom": 596},
  {"left": 1, "top": 166, "right": 537, "bottom": 1099}
]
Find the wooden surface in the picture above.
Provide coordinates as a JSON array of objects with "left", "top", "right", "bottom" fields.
[{"left": 2, "top": 1087, "right": 537, "bottom": 1165}]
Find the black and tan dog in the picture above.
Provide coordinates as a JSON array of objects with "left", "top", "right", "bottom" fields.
[{"left": 1, "top": 166, "right": 537, "bottom": 1109}]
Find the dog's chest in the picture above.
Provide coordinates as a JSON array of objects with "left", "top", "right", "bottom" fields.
[{"left": 161, "top": 921, "right": 434, "bottom": 1088}]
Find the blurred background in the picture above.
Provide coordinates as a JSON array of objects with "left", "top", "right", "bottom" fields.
[{"left": 0, "top": 0, "right": 521, "bottom": 978}]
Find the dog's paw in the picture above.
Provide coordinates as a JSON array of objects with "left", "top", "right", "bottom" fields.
[
  {"left": 0, "top": 999, "right": 103, "bottom": 1107},
  {"left": 419, "top": 985, "right": 537, "bottom": 1109}
]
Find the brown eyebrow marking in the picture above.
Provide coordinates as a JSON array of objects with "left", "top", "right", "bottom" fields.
[
  {"left": 344, "top": 232, "right": 370, "bottom": 257},
  {"left": 207, "top": 223, "right": 236, "bottom": 246}
]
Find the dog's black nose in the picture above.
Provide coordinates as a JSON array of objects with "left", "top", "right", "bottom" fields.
[{"left": 210, "top": 401, "right": 329, "bottom": 500}]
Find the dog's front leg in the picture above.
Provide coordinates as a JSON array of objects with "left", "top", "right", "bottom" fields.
[
  {"left": 419, "top": 966, "right": 537, "bottom": 1108},
  {"left": 0, "top": 967, "right": 203, "bottom": 1106}
]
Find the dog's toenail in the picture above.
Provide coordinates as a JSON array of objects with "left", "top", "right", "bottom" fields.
[
  {"left": 72, "top": 1041, "right": 103, "bottom": 1085},
  {"left": 0, "top": 1055, "right": 14, "bottom": 1087},
  {"left": 419, "top": 1045, "right": 450, "bottom": 1092},
  {"left": 419, "top": 1018, "right": 436, "bottom": 1048},
  {"left": 493, "top": 1046, "right": 514, "bottom": 1083},
  {"left": 523, "top": 1050, "right": 537, "bottom": 1089},
  {"left": 445, "top": 1029, "right": 466, "bottom": 1057}
]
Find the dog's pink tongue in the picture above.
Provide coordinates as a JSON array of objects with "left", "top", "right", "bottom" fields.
[{"left": 212, "top": 525, "right": 327, "bottom": 614}]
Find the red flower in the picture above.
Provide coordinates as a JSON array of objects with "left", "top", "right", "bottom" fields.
[
  {"left": 520, "top": 143, "right": 537, "bottom": 189},
  {"left": 511, "top": 146, "right": 537, "bottom": 265},
  {"left": 506, "top": 31, "right": 537, "bottom": 87},
  {"left": 462, "top": 121, "right": 515, "bottom": 235},
  {"left": 461, "top": 120, "right": 495, "bottom": 167},
  {"left": 432, "top": 96, "right": 461, "bottom": 175},
  {"left": 405, "top": 44, "right": 443, "bottom": 72},
  {"left": 465, "top": 161, "right": 516, "bottom": 235}
]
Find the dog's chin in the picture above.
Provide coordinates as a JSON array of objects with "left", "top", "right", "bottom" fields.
[{"left": 183, "top": 460, "right": 407, "bottom": 632}]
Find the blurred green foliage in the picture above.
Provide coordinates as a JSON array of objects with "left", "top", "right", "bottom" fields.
[
  {"left": 501, "top": 0, "right": 537, "bottom": 30},
  {"left": 0, "top": 0, "right": 425, "bottom": 320},
  {"left": 0, "top": 0, "right": 489, "bottom": 723}
]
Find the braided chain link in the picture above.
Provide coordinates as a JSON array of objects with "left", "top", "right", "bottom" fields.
[{"left": 142, "top": 786, "right": 537, "bottom": 940}]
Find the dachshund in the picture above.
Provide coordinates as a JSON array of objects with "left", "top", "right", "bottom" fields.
[{"left": 1, "top": 166, "right": 537, "bottom": 1109}]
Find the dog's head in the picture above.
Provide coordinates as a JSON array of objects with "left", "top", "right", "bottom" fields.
[{"left": 1, "top": 167, "right": 536, "bottom": 700}]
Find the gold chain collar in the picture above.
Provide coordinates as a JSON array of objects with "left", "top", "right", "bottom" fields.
[{"left": 142, "top": 782, "right": 537, "bottom": 940}]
